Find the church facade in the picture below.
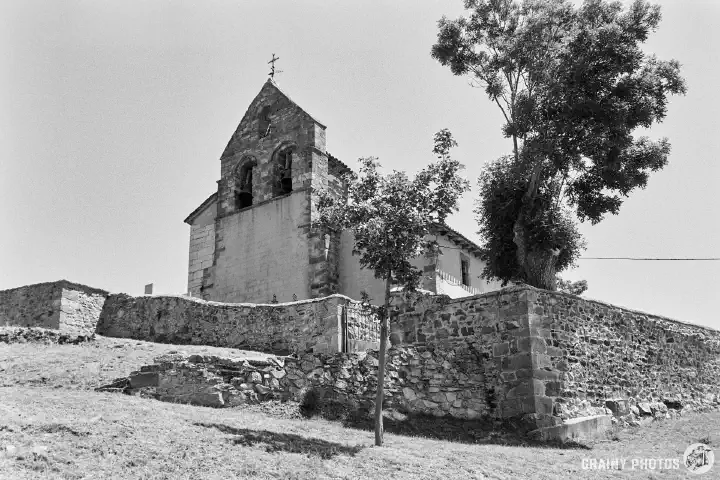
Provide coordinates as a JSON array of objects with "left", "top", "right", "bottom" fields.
[{"left": 184, "top": 80, "right": 501, "bottom": 304}]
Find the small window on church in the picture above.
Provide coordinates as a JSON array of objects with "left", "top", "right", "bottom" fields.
[
  {"left": 276, "top": 147, "right": 294, "bottom": 194},
  {"left": 236, "top": 163, "right": 254, "bottom": 209},
  {"left": 258, "top": 106, "right": 271, "bottom": 137},
  {"left": 460, "top": 256, "right": 470, "bottom": 287}
]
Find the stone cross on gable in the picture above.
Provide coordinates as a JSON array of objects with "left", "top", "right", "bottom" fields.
[{"left": 268, "top": 53, "right": 282, "bottom": 80}]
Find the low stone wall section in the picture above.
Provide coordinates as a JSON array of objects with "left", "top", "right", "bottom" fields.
[
  {"left": 389, "top": 285, "right": 720, "bottom": 427},
  {"left": 115, "top": 346, "right": 489, "bottom": 420},
  {"left": 1, "top": 282, "right": 61, "bottom": 330},
  {"left": 0, "top": 280, "right": 107, "bottom": 334},
  {"left": 96, "top": 293, "right": 379, "bottom": 354},
  {"left": 389, "top": 288, "right": 544, "bottom": 423},
  {"left": 527, "top": 288, "right": 720, "bottom": 419}
]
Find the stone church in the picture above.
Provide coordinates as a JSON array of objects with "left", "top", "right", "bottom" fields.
[{"left": 184, "top": 79, "right": 501, "bottom": 304}]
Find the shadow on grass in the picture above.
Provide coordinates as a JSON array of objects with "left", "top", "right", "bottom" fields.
[
  {"left": 194, "top": 422, "right": 364, "bottom": 459},
  {"left": 339, "top": 411, "right": 592, "bottom": 450},
  {"left": 296, "top": 388, "right": 591, "bottom": 450}
]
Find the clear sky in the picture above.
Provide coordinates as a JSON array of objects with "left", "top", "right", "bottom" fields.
[{"left": 1, "top": 1, "right": 717, "bottom": 329}]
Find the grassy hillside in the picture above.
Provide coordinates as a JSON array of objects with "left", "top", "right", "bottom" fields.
[{"left": 0, "top": 334, "right": 717, "bottom": 479}]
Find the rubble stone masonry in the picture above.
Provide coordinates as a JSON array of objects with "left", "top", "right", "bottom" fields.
[
  {"left": 4, "top": 279, "right": 719, "bottom": 432},
  {"left": 0, "top": 280, "right": 107, "bottom": 334},
  {"left": 389, "top": 286, "right": 720, "bottom": 425},
  {"left": 95, "top": 293, "right": 379, "bottom": 355}
]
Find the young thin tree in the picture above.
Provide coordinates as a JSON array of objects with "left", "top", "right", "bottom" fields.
[
  {"left": 432, "top": 0, "right": 686, "bottom": 289},
  {"left": 316, "top": 130, "right": 469, "bottom": 446}
]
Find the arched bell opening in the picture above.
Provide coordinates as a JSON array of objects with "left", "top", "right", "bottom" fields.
[
  {"left": 234, "top": 157, "right": 257, "bottom": 209},
  {"left": 273, "top": 145, "right": 296, "bottom": 196}
]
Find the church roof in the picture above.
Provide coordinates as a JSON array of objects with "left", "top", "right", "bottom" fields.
[
  {"left": 327, "top": 152, "right": 353, "bottom": 177},
  {"left": 220, "top": 79, "right": 327, "bottom": 161},
  {"left": 431, "top": 222, "right": 484, "bottom": 259},
  {"left": 184, "top": 192, "right": 218, "bottom": 225},
  {"left": 266, "top": 79, "right": 326, "bottom": 129}
]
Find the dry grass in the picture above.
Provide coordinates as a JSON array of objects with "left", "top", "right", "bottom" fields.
[{"left": 0, "top": 335, "right": 718, "bottom": 479}]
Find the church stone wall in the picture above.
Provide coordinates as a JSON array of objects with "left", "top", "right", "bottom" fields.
[
  {"left": 187, "top": 202, "right": 216, "bottom": 297},
  {"left": 96, "top": 293, "right": 380, "bottom": 355},
  {"left": 211, "top": 192, "right": 311, "bottom": 303},
  {"left": 526, "top": 288, "right": 720, "bottom": 420},
  {"left": 389, "top": 286, "right": 720, "bottom": 427},
  {"left": 0, "top": 280, "right": 107, "bottom": 334},
  {"left": 1, "top": 282, "right": 61, "bottom": 329}
]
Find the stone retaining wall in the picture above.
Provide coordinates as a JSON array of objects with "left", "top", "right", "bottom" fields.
[
  {"left": 389, "top": 288, "right": 544, "bottom": 423},
  {"left": 527, "top": 288, "right": 720, "bottom": 420},
  {"left": 0, "top": 280, "right": 107, "bottom": 334},
  {"left": 96, "top": 293, "right": 379, "bottom": 354},
  {"left": 389, "top": 286, "right": 720, "bottom": 427},
  {"left": 117, "top": 346, "right": 489, "bottom": 420}
]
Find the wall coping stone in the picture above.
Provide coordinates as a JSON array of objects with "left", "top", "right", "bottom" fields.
[
  {"left": 0, "top": 279, "right": 109, "bottom": 297},
  {"left": 404, "top": 284, "right": 719, "bottom": 334},
  {"left": 126, "top": 292, "right": 363, "bottom": 308}
]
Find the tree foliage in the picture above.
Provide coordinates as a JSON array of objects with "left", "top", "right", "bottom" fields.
[
  {"left": 316, "top": 130, "right": 469, "bottom": 446},
  {"left": 432, "top": 0, "right": 686, "bottom": 289},
  {"left": 556, "top": 277, "right": 589, "bottom": 296},
  {"left": 475, "top": 154, "right": 585, "bottom": 285}
]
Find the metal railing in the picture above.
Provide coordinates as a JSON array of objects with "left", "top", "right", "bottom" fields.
[{"left": 436, "top": 269, "right": 482, "bottom": 296}]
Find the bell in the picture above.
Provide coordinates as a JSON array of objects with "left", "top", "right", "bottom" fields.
[
  {"left": 281, "top": 170, "right": 292, "bottom": 193},
  {"left": 280, "top": 153, "right": 293, "bottom": 193},
  {"left": 236, "top": 170, "right": 253, "bottom": 208},
  {"left": 237, "top": 188, "right": 253, "bottom": 208}
]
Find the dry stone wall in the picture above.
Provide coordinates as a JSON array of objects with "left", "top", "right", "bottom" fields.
[
  {"left": 389, "top": 288, "right": 545, "bottom": 423},
  {"left": 117, "top": 346, "right": 489, "bottom": 420},
  {"left": 96, "top": 293, "right": 379, "bottom": 355},
  {"left": 1, "top": 282, "right": 61, "bottom": 330},
  {"left": 389, "top": 286, "right": 720, "bottom": 428},
  {"left": 525, "top": 288, "right": 720, "bottom": 420},
  {"left": 0, "top": 280, "right": 107, "bottom": 334}
]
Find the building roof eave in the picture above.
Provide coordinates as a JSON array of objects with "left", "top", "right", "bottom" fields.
[
  {"left": 184, "top": 192, "right": 218, "bottom": 225},
  {"left": 430, "top": 222, "right": 484, "bottom": 259}
]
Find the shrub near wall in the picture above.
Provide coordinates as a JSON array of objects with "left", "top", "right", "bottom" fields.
[{"left": 96, "top": 293, "right": 379, "bottom": 354}]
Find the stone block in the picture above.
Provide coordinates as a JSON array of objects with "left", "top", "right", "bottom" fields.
[
  {"left": 532, "top": 415, "right": 612, "bottom": 443},
  {"left": 604, "top": 399, "right": 629, "bottom": 417},
  {"left": 188, "top": 392, "right": 225, "bottom": 408},
  {"left": 533, "top": 369, "right": 560, "bottom": 381},
  {"left": 493, "top": 342, "right": 509, "bottom": 357},
  {"left": 402, "top": 387, "right": 417, "bottom": 401},
  {"left": 535, "top": 396, "right": 554, "bottom": 416},
  {"left": 511, "top": 354, "right": 533, "bottom": 370},
  {"left": 637, "top": 402, "right": 652, "bottom": 416},
  {"left": 129, "top": 372, "right": 159, "bottom": 388}
]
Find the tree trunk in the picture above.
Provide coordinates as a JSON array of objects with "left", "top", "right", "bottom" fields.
[
  {"left": 512, "top": 162, "right": 558, "bottom": 290},
  {"left": 513, "top": 215, "right": 558, "bottom": 291},
  {"left": 374, "top": 273, "right": 391, "bottom": 446}
]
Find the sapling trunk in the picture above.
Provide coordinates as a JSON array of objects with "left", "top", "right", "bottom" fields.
[{"left": 374, "top": 271, "right": 392, "bottom": 446}]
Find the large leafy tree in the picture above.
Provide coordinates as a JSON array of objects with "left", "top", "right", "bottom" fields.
[
  {"left": 432, "top": 0, "right": 686, "bottom": 289},
  {"left": 316, "top": 130, "right": 469, "bottom": 446}
]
